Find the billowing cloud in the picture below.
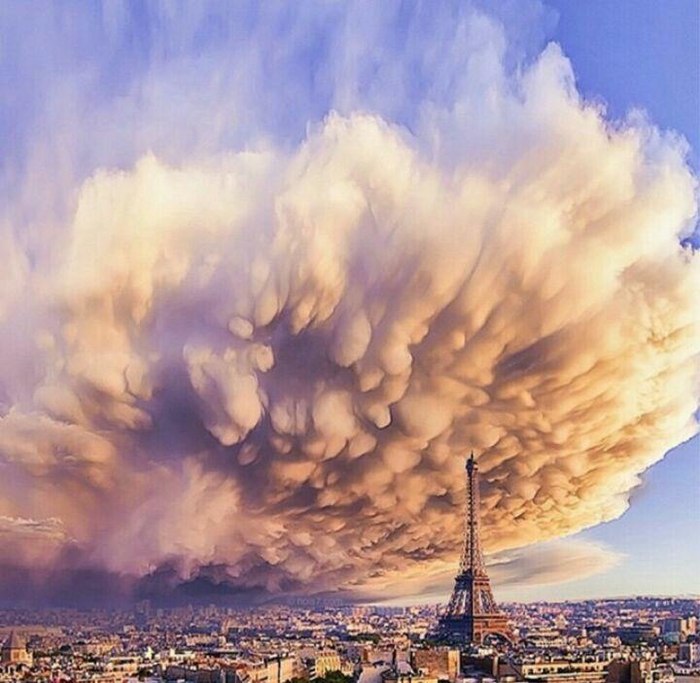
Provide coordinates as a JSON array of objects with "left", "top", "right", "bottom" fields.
[{"left": 0, "top": 1, "right": 698, "bottom": 605}]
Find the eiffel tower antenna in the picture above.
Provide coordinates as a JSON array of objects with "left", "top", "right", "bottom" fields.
[{"left": 436, "top": 451, "right": 513, "bottom": 645}]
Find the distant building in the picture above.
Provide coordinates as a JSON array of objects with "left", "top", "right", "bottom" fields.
[
  {"left": 382, "top": 671, "right": 438, "bottom": 683},
  {"left": 0, "top": 631, "right": 32, "bottom": 678},
  {"left": 359, "top": 663, "right": 392, "bottom": 683},
  {"left": 266, "top": 655, "right": 295, "bottom": 683},
  {"left": 679, "top": 643, "right": 700, "bottom": 665},
  {"left": 381, "top": 659, "right": 439, "bottom": 683},
  {"left": 662, "top": 618, "right": 685, "bottom": 635},
  {"left": 305, "top": 651, "right": 342, "bottom": 679},
  {"left": 606, "top": 660, "right": 653, "bottom": 683},
  {"left": 616, "top": 625, "right": 658, "bottom": 644},
  {"left": 498, "top": 657, "right": 610, "bottom": 683},
  {"left": 411, "top": 647, "right": 460, "bottom": 682},
  {"left": 234, "top": 656, "right": 295, "bottom": 683},
  {"left": 662, "top": 617, "right": 697, "bottom": 640},
  {"left": 164, "top": 665, "right": 235, "bottom": 682},
  {"left": 1, "top": 631, "right": 32, "bottom": 666}
]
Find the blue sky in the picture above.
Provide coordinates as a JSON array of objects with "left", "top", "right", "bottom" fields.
[
  {"left": 499, "top": 436, "right": 700, "bottom": 601},
  {"left": 499, "top": 0, "right": 700, "bottom": 601},
  {"left": 576, "top": 435, "right": 700, "bottom": 597},
  {"left": 549, "top": 0, "right": 699, "bottom": 171}
]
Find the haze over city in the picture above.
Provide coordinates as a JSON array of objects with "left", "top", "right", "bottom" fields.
[{"left": 0, "top": 0, "right": 698, "bottom": 613}]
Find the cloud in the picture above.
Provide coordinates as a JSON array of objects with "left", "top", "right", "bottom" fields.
[
  {"left": 0, "top": 1, "right": 698, "bottom": 605},
  {"left": 488, "top": 539, "right": 623, "bottom": 588},
  {"left": 355, "top": 538, "right": 623, "bottom": 606},
  {"left": 0, "top": 516, "right": 69, "bottom": 564}
]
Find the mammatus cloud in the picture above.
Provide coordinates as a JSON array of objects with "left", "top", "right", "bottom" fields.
[{"left": 0, "top": 2, "right": 698, "bottom": 604}]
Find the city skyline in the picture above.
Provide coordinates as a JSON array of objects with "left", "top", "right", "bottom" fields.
[
  {"left": 1, "top": 596, "right": 697, "bottom": 682},
  {"left": 0, "top": 0, "right": 698, "bottom": 609}
]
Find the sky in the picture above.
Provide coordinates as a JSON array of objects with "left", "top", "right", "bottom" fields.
[
  {"left": 549, "top": 0, "right": 699, "bottom": 172},
  {"left": 496, "top": 0, "right": 700, "bottom": 603},
  {"left": 0, "top": 0, "right": 698, "bottom": 607}
]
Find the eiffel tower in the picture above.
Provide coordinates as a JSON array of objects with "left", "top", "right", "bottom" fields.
[{"left": 437, "top": 453, "right": 513, "bottom": 645}]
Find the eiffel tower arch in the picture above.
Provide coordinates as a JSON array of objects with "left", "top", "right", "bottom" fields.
[{"left": 436, "top": 453, "right": 514, "bottom": 645}]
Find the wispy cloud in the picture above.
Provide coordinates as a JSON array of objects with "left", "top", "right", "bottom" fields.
[{"left": 354, "top": 539, "right": 623, "bottom": 606}]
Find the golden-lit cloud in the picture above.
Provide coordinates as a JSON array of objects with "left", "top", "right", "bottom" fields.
[{"left": 0, "top": 7, "right": 698, "bottom": 603}]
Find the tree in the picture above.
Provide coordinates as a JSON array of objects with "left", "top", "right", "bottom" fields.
[{"left": 318, "top": 670, "right": 353, "bottom": 683}]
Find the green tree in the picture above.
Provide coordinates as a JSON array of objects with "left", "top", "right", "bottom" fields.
[{"left": 318, "top": 670, "right": 353, "bottom": 683}]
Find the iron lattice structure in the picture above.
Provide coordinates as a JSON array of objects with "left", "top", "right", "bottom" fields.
[{"left": 437, "top": 453, "right": 514, "bottom": 645}]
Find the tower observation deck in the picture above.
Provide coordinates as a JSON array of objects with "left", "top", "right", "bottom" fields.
[{"left": 437, "top": 453, "right": 513, "bottom": 645}]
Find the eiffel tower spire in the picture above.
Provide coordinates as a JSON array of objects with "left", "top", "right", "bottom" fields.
[
  {"left": 437, "top": 452, "right": 513, "bottom": 645},
  {"left": 460, "top": 452, "right": 485, "bottom": 576}
]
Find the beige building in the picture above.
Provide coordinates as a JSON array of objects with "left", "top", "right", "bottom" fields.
[
  {"left": 499, "top": 658, "right": 610, "bottom": 683},
  {"left": 266, "top": 655, "right": 295, "bottom": 683},
  {"left": 606, "top": 660, "right": 653, "bottom": 683},
  {"left": 381, "top": 667, "right": 439, "bottom": 683},
  {"left": 236, "top": 655, "right": 296, "bottom": 683},
  {"left": 0, "top": 632, "right": 33, "bottom": 679},
  {"left": 305, "top": 651, "right": 342, "bottom": 679},
  {"left": 1, "top": 632, "right": 32, "bottom": 666},
  {"left": 412, "top": 648, "right": 461, "bottom": 682}
]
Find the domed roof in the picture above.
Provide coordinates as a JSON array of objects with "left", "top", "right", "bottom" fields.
[{"left": 2, "top": 631, "right": 25, "bottom": 650}]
